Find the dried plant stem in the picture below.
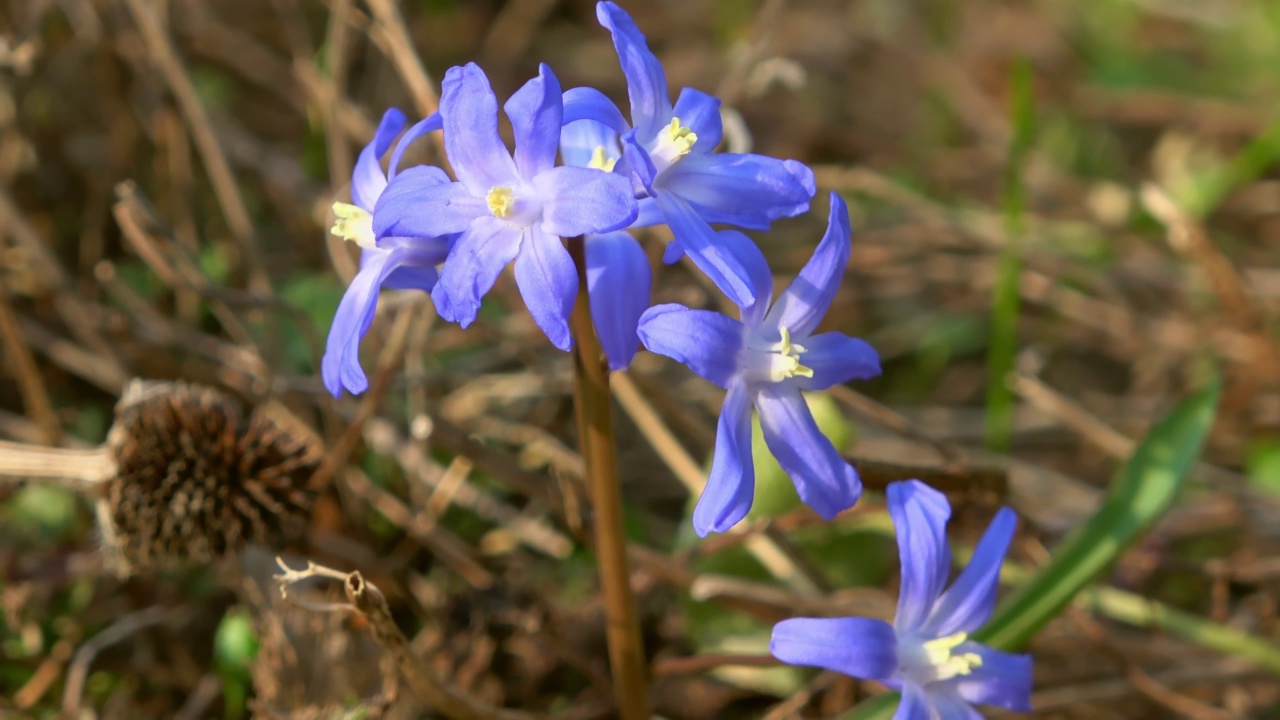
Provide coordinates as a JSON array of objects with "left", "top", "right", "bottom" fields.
[
  {"left": 0, "top": 440, "right": 114, "bottom": 490},
  {"left": 566, "top": 238, "right": 649, "bottom": 720},
  {"left": 0, "top": 279, "right": 61, "bottom": 445},
  {"left": 62, "top": 605, "right": 176, "bottom": 714},
  {"left": 275, "top": 559, "right": 542, "bottom": 720},
  {"left": 121, "top": 0, "right": 271, "bottom": 294}
]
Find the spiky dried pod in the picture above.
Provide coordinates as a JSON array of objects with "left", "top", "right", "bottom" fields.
[{"left": 102, "top": 381, "right": 318, "bottom": 569}]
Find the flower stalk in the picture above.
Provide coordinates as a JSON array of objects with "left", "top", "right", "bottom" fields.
[{"left": 567, "top": 236, "right": 648, "bottom": 719}]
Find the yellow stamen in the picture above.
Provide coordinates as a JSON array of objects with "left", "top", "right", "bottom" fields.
[
  {"left": 660, "top": 117, "right": 698, "bottom": 156},
  {"left": 487, "top": 186, "right": 516, "bottom": 218},
  {"left": 769, "top": 326, "right": 813, "bottom": 380},
  {"left": 589, "top": 145, "right": 618, "bottom": 172},
  {"left": 330, "top": 202, "right": 376, "bottom": 249},
  {"left": 922, "top": 632, "right": 984, "bottom": 680}
]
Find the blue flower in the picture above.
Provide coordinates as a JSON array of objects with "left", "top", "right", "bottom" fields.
[
  {"left": 637, "top": 193, "right": 880, "bottom": 535},
  {"left": 322, "top": 108, "right": 453, "bottom": 397},
  {"left": 770, "top": 480, "right": 1033, "bottom": 720},
  {"left": 563, "top": 1, "right": 815, "bottom": 307},
  {"left": 375, "top": 62, "right": 638, "bottom": 351},
  {"left": 558, "top": 118, "right": 652, "bottom": 371}
]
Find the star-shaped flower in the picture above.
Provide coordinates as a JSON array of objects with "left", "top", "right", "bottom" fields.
[
  {"left": 771, "top": 479, "right": 1033, "bottom": 720},
  {"left": 562, "top": 1, "right": 815, "bottom": 307},
  {"left": 322, "top": 108, "right": 453, "bottom": 397},
  {"left": 637, "top": 193, "right": 880, "bottom": 535},
  {"left": 375, "top": 62, "right": 638, "bottom": 350}
]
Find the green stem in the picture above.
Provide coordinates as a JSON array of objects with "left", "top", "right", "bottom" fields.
[{"left": 567, "top": 237, "right": 649, "bottom": 720}]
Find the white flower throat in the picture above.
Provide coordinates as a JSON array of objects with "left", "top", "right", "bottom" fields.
[
  {"left": 901, "top": 632, "right": 984, "bottom": 685},
  {"left": 648, "top": 117, "right": 697, "bottom": 173},
  {"left": 486, "top": 186, "right": 542, "bottom": 227},
  {"left": 745, "top": 326, "right": 813, "bottom": 384}
]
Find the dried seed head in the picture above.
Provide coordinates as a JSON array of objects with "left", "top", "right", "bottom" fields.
[{"left": 102, "top": 381, "right": 318, "bottom": 569}]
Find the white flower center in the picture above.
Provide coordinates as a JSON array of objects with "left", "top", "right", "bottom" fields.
[
  {"left": 486, "top": 185, "right": 542, "bottom": 227},
  {"left": 899, "top": 631, "right": 984, "bottom": 685},
  {"left": 331, "top": 202, "right": 376, "bottom": 249},
  {"left": 647, "top": 117, "right": 697, "bottom": 174},
  {"left": 744, "top": 325, "right": 813, "bottom": 384},
  {"left": 487, "top": 186, "right": 516, "bottom": 217}
]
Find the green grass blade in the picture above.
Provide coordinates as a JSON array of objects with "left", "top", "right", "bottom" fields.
[
  {"left": 976, "top": 380, "right": 1219, "bottom": 648},
  {"left": 1077, "top": 586, "right": 1280, "bottom": 674},
  {"left": 840, "top": 381, "right": 1219, "bottom": 720},
  {"left": 985, "top": 58, "right": 1036, "bottom": 453}
]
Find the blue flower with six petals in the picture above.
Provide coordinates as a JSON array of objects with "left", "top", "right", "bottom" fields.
[
  {"left": 770, "top": 479, "right": 1033, "bottom": 720},
  {"left": 564, "top": 1, "right": 816, "bottom": 307},
  {"left": 637, "top": 193, "right": 880, "bottom": 535},
  {"left": 375, "top": 62, "right": 638, "bottom": 350},
  {"left": 322, "top": 108, "right": 453, "bottom": 397}
]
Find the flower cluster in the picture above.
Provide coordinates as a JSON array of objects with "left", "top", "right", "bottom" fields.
[
  {"left": 322, "top": 1, "right": 863, "bottom": 532},
  {"left": 320, "top": 3, "right": 1033, "bottom": 713}
]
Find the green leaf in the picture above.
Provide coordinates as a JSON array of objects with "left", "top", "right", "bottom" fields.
[
  {"left": 214, "top": 609, "right": 258, "bottom": 720},
  {"left": 843, "top": 381, "right": 1219, "bottom": 720},
  {"left": 977, "top": 380, "right": 1219, "bottom": 648},
  {"left": 1246, "top": 437, "right": 1280, "bottom": 496}
]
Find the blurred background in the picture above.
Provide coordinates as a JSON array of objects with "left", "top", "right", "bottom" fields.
[{"left": 2, "top": 0, "right": 1280, "bottom": 717}]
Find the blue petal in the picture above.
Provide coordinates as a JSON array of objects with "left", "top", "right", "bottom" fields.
[
  {"left": 766, "top": 193, "right": 852, "bottom": 336},
  {"left": 431, "top": 215, "right": 522, "bottom": 327},
  {"left": 662, "top": 154, "right": 815, "bottom": 230},
  {"left": 913, "top": 689, "right": 982, "bottom": 720},
  {"left": 586, "top": 231, "right": 651, "bottom": 371},
  {"left": 756, "top": 385, "right": 862, "bottom": 521},
  {"left": 893, "top": 684, "right": 936, "bottom": 720},
  {"left": 597, "top": 1, "right": 671, "bottom": 140},
  {"left": 379, "top": 235, "right": 452, "bottom": 291},
  {"left": 621, "top": 130, "right": 659, "bottom": 194},
  {"left": 506, "top": 64, "right": 562, "bottom": 179},
  {"left": 534, "top": 165, "right": 638, "bottom": 237},
  {"left": 770, "top": 617, "right": 898, "bottom": 680},
  {"left": 561, "top": 118, "right": 620, "bottom": 169},
  {"left": 637, "top": 304, "right": 743, "bottom": 388},
  {"left": 374, "top": 170, "right": 483, "bottom": 240},
  {"left": 672, "top": 87, "right": 723, "bottom": 152},
  {"left": 440, "top": 63, "right": 519, "bottom": 193},
  {"left": 351, "top": 108, "right": 407, "bottom": 211},
  {"left": 383, "top": 264, "right": 439, "bottom": 292},
  {"left": 795, "top": 332, "right": 881, "bottom": 391},
  {"left": 694, "top": 381, "right": 754, "bottom": 535},
  {"left": 513, "top": 227, "right": 577, "bottom": 351},
  {"left": 387, "top": 113, "right": 443, "bottom": 181},
  {"left": 322, "top": 247, "right": 410, "bottom": 397},
  {"left": 562, "top": 86, "right": 631, "bottom": 135},
  {"left": 718, "top": 230, "right": 773, "bottom": 327},
  {"left": 886, "top": 480, "right": 953, "bottom": 633},
  {"left": 654, "top": 192, "right": 755, "bottom": 306},
  {"left": 951, "top": 644, "right": 1033, "bottom": 713},
  {"left": 632, "top": 197, "right": 664, "bottom": 228},
  {"left": 925, "top": 507, "right": 1018, "bottom": 637}
]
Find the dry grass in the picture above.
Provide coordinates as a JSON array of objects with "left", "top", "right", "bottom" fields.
[{"left": 3, "top": 0, "right": 1280, "bottom": 717}]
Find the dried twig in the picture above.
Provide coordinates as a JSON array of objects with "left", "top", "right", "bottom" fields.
[
  {"left": 0, "top": 278, "right": 60, "bottom": 444},
  {"left": 363, "top": 417, "right": 572, "bottom": 558},
  {"left": 612, "top": 370, "right": 828, "bottom": 596},
  {"left": 363, "top": 0, "right": 445, "bottom": 162},
  {"left": 274, "top": 558, "right": 545, "bottom": 720},
  {"left": 120, "top": 0, "right": 271, "bottom": 293},
  {"left": 62, "top": 605, "right": 177, "bottom": 714}
]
